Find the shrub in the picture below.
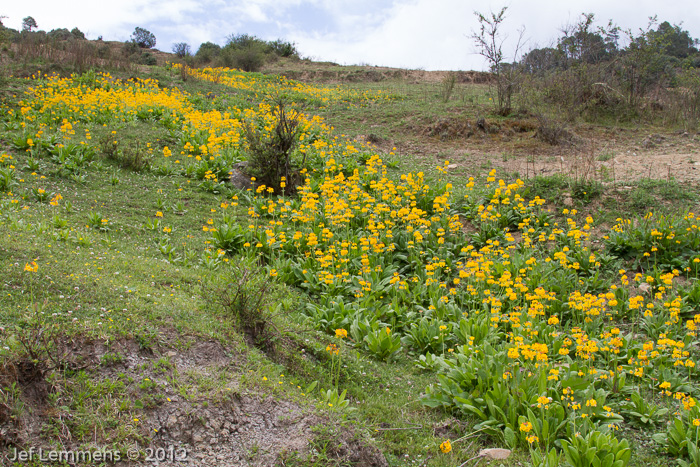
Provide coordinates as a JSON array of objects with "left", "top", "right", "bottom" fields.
[
  {"left": 535, "top": 115, "right": 577, "bottom": 146},
  {"left": 70, "top": 27, "right": 85, "bottom": 40},
  {"left": 122, "top": 40, "right": 141, "bottom": 58},
  {"left": 0, "top": 16, "right": 7, "bottom": 46},
  {"left": 100, "top": 135, "right": 151, "bottom": 172},
  {"left": 97, "top": 44, "right": 111, "bottom": 59},
  {"left": 47, "top": 28, "right": 71, "bottom": 41},
  {"left": 244, "top": 99, "right": 302, "bottom": 194},
  {"left": 195, "top": 41, "right": 220, "bottom": 63},
  {"left": 205, "top": 259, "right": 277, "bottom": 352},
  {"left": 220, "top": 43, "right": 267, "bottom": 72},
  {"left": 225, "top": 33, "right": 268, "bottom": 50},
  {"left": 130, "top": 27, "right": 156, "bottom": 49},
  {"left": 269, "top": 39, "right": 299, "bottom": 58},
  {"left": 139, "top": 52, "right": 157, "bottom": 66}
]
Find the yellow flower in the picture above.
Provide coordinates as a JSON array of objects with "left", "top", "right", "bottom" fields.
[
  {"left": 335, "top": 328, "right": 348, "bottom": 339},
  {"left": 155, "top": 211, "right": 163, "bottom": 217},
  {"left": 24, "top": 261, "right": 38, "bottom": 272},
  {"left": 519, "top": 421, "right": 533, "bottom": 433},
  {"left": 439, "top": 440, "right": 452, "bottom": 453}
]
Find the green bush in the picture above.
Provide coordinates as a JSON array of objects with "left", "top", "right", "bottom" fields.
[
  {"left": 47, "top": 28, "right": 71, "bottom": 41},
  {"left": 220, "top": 42, "right": 267, "bottom": 72},
  {"left": 71, "top": 27, "right": 85, "bottom": 40},
  {"left": 269, "top": 39, "right": 299, "bottom": 58},
  {"left": 195, "top": 41, "right": 221, "bottom": 63},
  {"left": 139, "top": 52, "right": 157, "bottom": 66},
  {"left": 122, "top": 40, "right": 140, "bottom": 58}
]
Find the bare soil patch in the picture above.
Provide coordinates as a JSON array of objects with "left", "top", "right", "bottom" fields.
[
  {"left": 0, "top": 335, "right": 383, "bottom": 466},
  {"left": 377, "top": 122, "right": 700, "bottom": 183}
]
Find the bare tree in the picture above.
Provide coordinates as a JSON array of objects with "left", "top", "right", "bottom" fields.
[
  {"left": 172, "top": 42, "right": 191, "bottom": 58},
  {"left": 471, "top": 7, "right": 525, "bottom": 115}
]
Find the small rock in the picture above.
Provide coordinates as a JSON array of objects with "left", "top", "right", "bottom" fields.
[
  {"left": 563, "top": 197, "right": 573, "bottom": 207},
  {"left": 229, "top": 161, "right": 255, "bottom": 190},
  {"left": 480, "top": 448, "right": 511, "bottom": 460},
  {"left": 166, "top": 351, "right": 177, "bottom": 357}
]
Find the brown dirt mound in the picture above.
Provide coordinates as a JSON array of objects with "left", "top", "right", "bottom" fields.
[
  {"left": 0, "top": 334, "right": 385, "bottom": 466},
  {"left": 423, "top": 117, "right": 539, "bottom": 141}
]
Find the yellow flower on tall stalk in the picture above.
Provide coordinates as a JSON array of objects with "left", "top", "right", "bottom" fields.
[
  {"left": 537, "top": 396, "right": 551, "bottom": 408},
  {"left": 439, "top": 439, "right": 452, "bottom": 453},
  {"left": 24, "top": 261, "right": 38, "bottom": 272},
  {"left": 335, "top": 328, "right": 348, "bottom": 339}
]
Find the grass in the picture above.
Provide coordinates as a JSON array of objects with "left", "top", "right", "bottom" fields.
[
  {"left": 1, "top": 51, "right": 699, "bottom": 467},
  {"left": 0, "top": 75, "right": 507, "bottom": 463}
]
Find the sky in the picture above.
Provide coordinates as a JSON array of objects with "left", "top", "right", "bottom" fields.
[{"left": 2, "top": 1, "right": 700, "bottom": 71}]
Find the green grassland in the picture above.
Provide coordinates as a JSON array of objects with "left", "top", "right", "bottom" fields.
[{"left": 0, "top": 50, "right": 699, "bottom": 467}]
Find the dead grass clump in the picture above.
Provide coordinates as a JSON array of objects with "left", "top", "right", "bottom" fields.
[{"left": 535, "top": 115, "right": 578, "bottom": 146}]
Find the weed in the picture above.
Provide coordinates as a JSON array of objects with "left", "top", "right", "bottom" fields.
[
  {"left": 205, "top": 259, "right": 278, "bottom": 352},
  {"left": 440, "top": 72, "right": 457, "bottom": 103},
  {"left": 100, "top": 135, "right": 150, "bottom": 172}
]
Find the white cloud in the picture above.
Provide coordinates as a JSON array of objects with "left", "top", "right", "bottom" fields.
[
  {"left": 3, "top": 0, "right": 699, "bottom": 70},
  {"left": 293, "top": 0, "right": 482, "bottom": 70}
]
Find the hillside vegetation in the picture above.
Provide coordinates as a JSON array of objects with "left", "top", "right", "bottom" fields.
[{"left": 0, "top": 24, "right": 700, "bottom": 467}]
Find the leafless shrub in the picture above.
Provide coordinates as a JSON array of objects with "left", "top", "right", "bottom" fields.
[{"left": 535, "top": 115, "right": 578, "bottom": 146}]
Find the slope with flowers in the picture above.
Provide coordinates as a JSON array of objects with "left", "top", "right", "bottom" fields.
[{"left": 0, "top": 63, "right": 699, "bottom": 466}]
